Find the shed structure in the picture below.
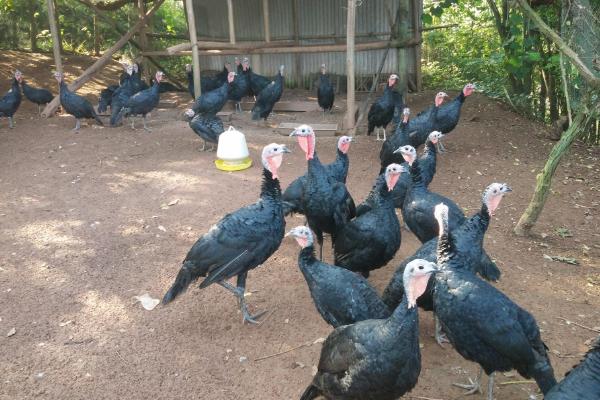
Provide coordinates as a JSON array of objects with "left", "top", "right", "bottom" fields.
[
  {"left": 43, "top": 0, "right": 423, "bottom": 132},
  {"left": 174, "top": 0, "right": 422, "bottom": 92}
]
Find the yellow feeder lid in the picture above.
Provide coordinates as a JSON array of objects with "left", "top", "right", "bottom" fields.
[{"left": 215, "top": 157, "right": 253, "bottom": 171}]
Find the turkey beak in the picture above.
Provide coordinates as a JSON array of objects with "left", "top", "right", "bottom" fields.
[
  {"left": 504, "top": 186, "right": 513, "bottom": 193},
  {"left": 281, "top": 146, "right": 291, "bottom": 154},
  {"left": 393, "top": 147, "right": 402, "bottom": 154}
]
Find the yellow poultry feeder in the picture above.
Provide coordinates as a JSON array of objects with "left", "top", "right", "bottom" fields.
[{"left": 215, "top": 126, "right": 252, "bottom": 171}]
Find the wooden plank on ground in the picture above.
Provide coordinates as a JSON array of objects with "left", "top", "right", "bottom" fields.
[
  {"left": 216, "top": 111, "right": 232, "bottom": 122},
  {"left": 277, "top": 122, "right": 338, "bottom": 130},
  {"left": 222, "top": 100, "right": 319, "bottom": 112}
]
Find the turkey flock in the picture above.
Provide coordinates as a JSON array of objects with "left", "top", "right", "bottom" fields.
[{"left": 1, "top": 60, "right": 598, "bottom": 400}]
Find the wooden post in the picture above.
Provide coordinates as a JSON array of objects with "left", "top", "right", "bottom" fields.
[
  {"left": 344, "top": 0, "right": 356, "bottom": 130},
  {"left": 226, "top": 0, "right": 236, "bottom": 44},
  {"left": 42, "top": 0, "right": 166, "bottom": 117},
  {"left": 396, "top": 0, "right": 410, "bottom": 92},
  {"left": 262, "top": 0, "right": 270, "bottom": 42},
  {"left": 185, "top": 0, "right": 201, "bottom": 98},
  {"left": 291, "top": 0, "right": 302, "bottom": 88},
  {"left": 412, "top": 0, "right": 422, "bottom": 91},
  {"left": 137, "top": 0, "right": 149, "bottom": 78},
  {"left": 46, "top": 0, "right": 62, "bottom": 74}
]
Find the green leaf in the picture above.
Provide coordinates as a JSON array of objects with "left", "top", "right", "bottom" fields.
[{"left": 422, "top": 13, "right": 433, "bottom": 25}]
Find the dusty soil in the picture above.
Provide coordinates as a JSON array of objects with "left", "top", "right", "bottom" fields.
[{"left": 1, "top": 51, "right": 599, "bottom": 400}]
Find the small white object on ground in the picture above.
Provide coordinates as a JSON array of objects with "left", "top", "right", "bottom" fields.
[{"left": 134, "top": 294, "right": 160, "bottom": 310}]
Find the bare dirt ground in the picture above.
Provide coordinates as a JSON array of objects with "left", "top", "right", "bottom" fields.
[{"left": 1, "top": 51, "right": 599, "bottom": 400}]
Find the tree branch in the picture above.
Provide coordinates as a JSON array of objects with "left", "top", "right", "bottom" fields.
[
  {"left": 486, "top": 0, "right": 505, "bottom": 38},
  {"left": 76, "top": 0, "right": 185, "bottom": 90},
  {"left": 93, "top": 0, "right": 152, "bottom": 11},
  {"left": 515, "top": 0, "right": 600, "bottom": 88}
]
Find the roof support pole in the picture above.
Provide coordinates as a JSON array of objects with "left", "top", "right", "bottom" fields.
[
  {"left": 226, "top": 0, "right": 236, "bottom": 44},
  {"left": 46, "top": 0, "right": 62, "bottom": 74},
  {"left": 344, "top": 0, "right": 356, "bottom": 130},
  {"left": 262, "top": 0, "right": 270, "bottom": 42},
  {"left": 185, "top": 0, "right": 202, "bottom": 97}
]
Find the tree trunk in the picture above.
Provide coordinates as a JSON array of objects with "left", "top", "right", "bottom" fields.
[
  {"left": 53, "top": 0, "right": 63, "bottom": 52},
  {"left": 538, "top": 68, "right": 547, "bottom": 120},
  {"left": 10, "top": 14, "right": 18, "bottom": 49},
  {"left": 29, "top": 0, "right": 39, "bottom": 51},
  {"left": 93, "top": 15, "right": 100, "bottom": 56},
  {"left": 548, "top": 72, "right": 559, "bottom": 121},
  {"left": 514, "top": 110, "right": 591, "bottom": 236}
]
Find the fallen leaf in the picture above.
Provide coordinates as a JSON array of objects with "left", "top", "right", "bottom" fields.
[
  {"left": 313, "top": 337, "right": 325, "bottom": 345},
  {"left": 59, "top": 320, "right": 73, "bottom": 327},
  {"left": 7, "top": 327, "right": 16, "bottom": 337},
  {"left": 157, "top": 225, "right": 167, "bottom": 232},
  {"left": 167, "top": 199, "right": 180, "bottom": 206},
  {"left": 134, "top": 294, "right": 160, "bottom": 310}
]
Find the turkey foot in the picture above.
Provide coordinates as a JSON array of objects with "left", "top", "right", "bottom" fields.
[
  {"left": 71, "top": 119, "right": 81, "bottom": 133},
  {"left": 218, "top": 281, "right": 266, "bottom": 324},
  {"left": 453, "top": 367, "right": 483, "bottom": 395},
  {"left": 142, "top": 116, "right": 152, "bottom": 133},
  {"left": 434, "top": 315, "right": 450, "bottom": 347},
  {"left": 9, "top": 116, "right": 15, "bottom": 128}
]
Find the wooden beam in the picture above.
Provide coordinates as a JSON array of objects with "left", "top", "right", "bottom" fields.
[
  {"left": 263, "top": 0, "right": 270, "bottom": 42},
  {"left": 143, "top": 38, "right": 421, "bottom": 56},
  {"left": 167, "top": 40, "right": 296, "bottom": 53},
  {"left": 76, "top": 0, "right": 186, "bottom": 90},
  {"left": 184, "top": 0, "right": 202, "bottom": 97},
  {"left": 46, "top": 0, "right": 62, "bottom": 74},
  {"left": 42, "top": 0, "right": 166, "bottom": 117},
  {"left": 413, "top": 0, "right": 422, "bottom": 91},
  {"left": 137, "top": 0, "right": 149, "bottom": 79},
  {"left": 226, "top": 0, "right": 235, "bottom": 44},
  {"left": 344, "top": 0, "right": 356, "bottom": 130}
]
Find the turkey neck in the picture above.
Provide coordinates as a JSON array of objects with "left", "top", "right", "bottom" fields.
[
  {"left": 12, "top": 78, "right": 20, "bottom": 93},
  {"left": 408, "top": 159, "right": 425, "bottom": 190},
  {"left": 298, "top": 245, "right": 320, "bottom": 280},
  {"left": 381, "top": 295, "right": 418, "bottom": 338},
  {"left": 436, "top": 220, "right": 462, "bottom": 269},
  {"left": 423, "top": 139, "right": 437, "bottom": 158},
  {"left": 260, "top": 167, "right": 282, "bottom": 204},
  {"left": 334, "top": 149, "right": 349, "bottom": 178},
  {"left": 468, "top": 202, "right": 490, "bottom": 236},
  {"left": 307, "top": 152, "right": 326, "bottom": 178}
]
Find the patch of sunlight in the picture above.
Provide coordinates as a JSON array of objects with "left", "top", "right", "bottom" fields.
[
  {"left": 77, "top": 290, "right": 131, "bottom": 337},
  {"left": 120, "top": 225, "right": 144, "bottom": 237},
  {"left": 14, "top": 219, "right": 85, "bottom": 250},
  {"left": 104, "top": 170, "right": 207, "bottom": 194}
]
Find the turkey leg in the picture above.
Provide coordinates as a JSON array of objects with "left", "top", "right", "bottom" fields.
[
  {"left": 72, "top": 118, "right": 81, "bottom": 132},
  {"left": 8, "top": 117, "right": 15, "bottom": 129},
  {"left": 218, "top": 274, "right": 267, "bottom": 324},
  {"left": 453, "top": 366, "right": 483, "bottom": 395},
  {"left": 142, "top": 115, "right": 151, "bottom": 132}
]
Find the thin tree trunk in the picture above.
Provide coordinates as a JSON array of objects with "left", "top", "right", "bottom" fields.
[
  {"left": 29, "top": 0, "right": 39, "bottom": 51},
  {"left": 538, "top": 68, "right": 547, "bottom": 120},
  {"left": 42, "top": 0, "right": 166, "bottom": 117},
  {"left": 93, "top": 15, "right": 100, "bottom": 56},
  {"left": 548, "top": 72, "right": 559, "bottom": 121},
  {"left": 514, "top": 110, "right": 591, "bottom": 236}
]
